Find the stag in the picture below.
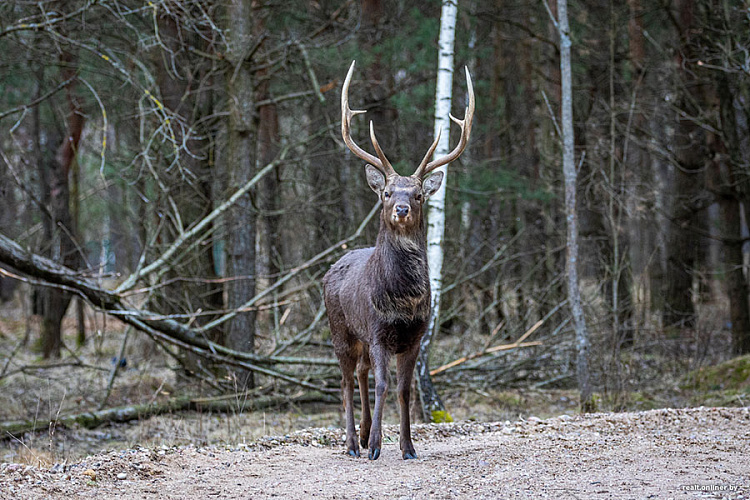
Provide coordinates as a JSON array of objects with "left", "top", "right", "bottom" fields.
[{"left": 323, "top": 61, "right": 474, "bottom": 460}]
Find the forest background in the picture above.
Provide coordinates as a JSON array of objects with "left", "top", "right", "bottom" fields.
[{"left": 0, "top": 0, "right": 748, "bottom": 460}]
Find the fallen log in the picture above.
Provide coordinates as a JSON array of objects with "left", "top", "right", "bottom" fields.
[
  {"left": 1, "top": 391, "right": 337, "bottom": 439},
  {"left": 0, "top": 234, "right": 339, "bottom": 396}
]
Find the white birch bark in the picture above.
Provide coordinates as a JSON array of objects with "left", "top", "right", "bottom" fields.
[
  {"left": 555, "top": 0, "right": 593, "bottom": 409},
  {"left": 416, "top": 0, "right": 459, "bottom": 422},
  {"left": 426, "top": 0, "right": 457, "bottom": 316}
]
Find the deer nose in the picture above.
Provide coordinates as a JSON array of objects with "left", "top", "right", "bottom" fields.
[{"left": 395, "top": 204, "right": 410, "bottom": 217}]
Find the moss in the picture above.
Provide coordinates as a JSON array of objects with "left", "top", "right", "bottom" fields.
[
  {"left": 581, "top": 394, "right": 598, "bottom": 413},
  {"left": 431, "top": 410, "right": 453, "bottom": 423},
  {"left": 319, "top": 327, "right": 331, "bottom": 342},
  {"left": 684, "top": 355, "right": 750, "bottom": 392}
]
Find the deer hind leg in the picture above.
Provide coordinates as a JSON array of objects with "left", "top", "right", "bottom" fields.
[
  {"left": 367, "top": 343, "right": 390, "bottom": 460},
  {"left": 396, "top": 344, "right": 419, "bottom": 459},
  {"left": 335, "top": 340, "right": 361, "bottom": 458},
  {"left": 357, "top": 349, "right": 372, "bottom": 450}
]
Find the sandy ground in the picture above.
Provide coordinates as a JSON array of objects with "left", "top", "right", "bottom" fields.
[{"left": 1, "top": 406, "right": 748, "bottom": 499}]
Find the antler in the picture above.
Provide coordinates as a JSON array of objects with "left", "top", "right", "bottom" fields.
[
  {"left": 412, "top": 66, "right": 475, "bottom": 179},
  {"left": 341, "top": 61, "right": 397, "bottom": 178}
]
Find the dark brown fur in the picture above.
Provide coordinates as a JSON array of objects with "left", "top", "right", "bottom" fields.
[
  {"left": 329, "top": 61, "right": 473, "bottom": 460},
  {"left": 323, "top": 172, "right": 442, "bottom": 460}
]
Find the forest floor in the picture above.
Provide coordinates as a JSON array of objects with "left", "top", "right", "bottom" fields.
[
  {"left": 1, "top": 406, "right": 748, "bottom": 499},
  {"left": 2, "top": 298, "right": 750, "bottom": 498}
]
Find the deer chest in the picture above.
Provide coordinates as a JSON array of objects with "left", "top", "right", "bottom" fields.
[{"left": 375, "top": 317, "right": 428, "bottom": 354}]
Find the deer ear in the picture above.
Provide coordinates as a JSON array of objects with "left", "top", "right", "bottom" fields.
[
  {"left": 365, "top": 164, "right": 386, "bottom": 193},
  {"left": 422, "top": 171, "right": 444, "bottom": 198}
]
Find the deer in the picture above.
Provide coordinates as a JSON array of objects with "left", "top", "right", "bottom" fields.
[{"left": 322, "top": 61, "right": 474, "bottom": 460}]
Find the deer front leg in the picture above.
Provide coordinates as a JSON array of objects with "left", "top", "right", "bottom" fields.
[
  {"left": 357, "top": 352, "right": 372, "bottom": 450},
  {"left": 338, "top": 356, "right": 360, "bottom": 458},
  {"left": 397, "top": 345, "right": 419, "bottom": 459},
  {"left": 367, "top": 343, "right": 390, "bottom": 460}
]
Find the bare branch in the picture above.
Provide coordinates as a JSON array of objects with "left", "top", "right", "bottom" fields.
[
  {"left": 196, "top": 200, "right": 381, "bottom": 333},
  {"left": 0, "top": 77, "right": 76, "bottom": 122},
  {"left": 0, "top": 0, "right": 102, "bottom": 38},
  {"left": 116, "top": 148, "right": 289, "bottom": 293}
]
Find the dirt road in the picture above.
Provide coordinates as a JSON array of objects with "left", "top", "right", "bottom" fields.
[{"left": 2, "top": 407, "right": 748, "bottom": 499}]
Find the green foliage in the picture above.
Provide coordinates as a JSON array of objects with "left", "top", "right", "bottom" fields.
[
  {"left": 377, "top": 8, "right": 439, "bottom": 72},
  {"left": 457, "top": 162, "right": 554, "bottom": 208},
  {"left": 684, "top": 355, "right": 750, "bottom": 392}
]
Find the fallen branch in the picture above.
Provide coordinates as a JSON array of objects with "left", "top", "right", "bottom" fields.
[
  {"left": 0, "top": 360, "right": 108, "bottom": 380},
  {"left": 1, "top": 391, "right": 337, "bottom": 439},
  {"left": 0, "top": 232, "right": 339, "bottom": 394},
  {"left": 430, "top": 320, "right": 544, "bottom": 376}
]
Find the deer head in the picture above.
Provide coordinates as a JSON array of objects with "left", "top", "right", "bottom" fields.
[{"left": 341, "top": 61, "right": 475, "bottom": 232}]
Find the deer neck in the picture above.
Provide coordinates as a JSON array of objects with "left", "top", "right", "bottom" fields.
[
  {"left": 374, "top": 211, "right": 426, "bottom": 265},
  {"left": 368, "top": 216, "right": 430, "bottom": 322}
]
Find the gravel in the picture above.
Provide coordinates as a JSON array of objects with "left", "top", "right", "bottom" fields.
[{"left": 1, "top": 406, "right": 748, "bottom": 499}]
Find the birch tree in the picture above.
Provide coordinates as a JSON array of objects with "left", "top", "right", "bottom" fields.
[
  {"left": 416, "top": 0, "right": 459, "bottom": 423},
  {"left": 548, "top": 0, "right": 594, "bottom": 410}
]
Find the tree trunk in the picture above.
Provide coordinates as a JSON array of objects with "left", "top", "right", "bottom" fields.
[
  {"left": 556, "top": 0, "right": 593, "bottom": 410},
  {"left": 255, "top": 72, "right": 281, "bottom": 333},
  {"left": 716, "top": 75, "right": 750, "bottom": 354},
  {"left": 663, "top": 155, "right": 702, "bottom": 328},
  {"left": 225, "top": 0, "right": 258, "bottom": 389},
  {"left": 343, "top": 0, "right": 390, "bottom": 242},
  {"left": 255, "top": 5, "right": 282, "bottom": 321},
  {"left": 717, "top": 194, "right": 750, "bottom": 354},
  {"left": 70, "top": 142, "right": 86, "bottom": 347},
  {"left": 663, "top": 0, "right": 707, "bottom": 329},
  {"left": 417, "top": 0, "right": 459, "bottom": 423},
  {"left": 625, "top": 0, "right": 659, "bottom": 328},
  {"left": 40, "top": 50, "right": 85, "bottom": 359}
]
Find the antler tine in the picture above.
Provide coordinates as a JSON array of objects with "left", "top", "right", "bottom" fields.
[
  {"left": 369, "top": 121, "right": 397, "bottom": 178},
  {"left": 414, "top": 66, "right": 475, "bottom": 179},
  {"left": 413, "top": 125, "right": 441, "bottom": 178},
  {"left": 341, "top": 60, "right": 394, "bottom": 177}
]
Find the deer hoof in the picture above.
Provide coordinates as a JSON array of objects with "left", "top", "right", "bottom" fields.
[
  {"left": 368, "top": 448, "right": 381, "bottom": 460},
  {"left": 402, "top": 451, "right": 418, "bottom": 460},
  {"left": 347, "top": 449, "right": 360, "bottom": 458}
]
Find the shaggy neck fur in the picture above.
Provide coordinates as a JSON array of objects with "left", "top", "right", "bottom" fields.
[{"left": 367, "top": 211, "right": 430, "bottom": 322}]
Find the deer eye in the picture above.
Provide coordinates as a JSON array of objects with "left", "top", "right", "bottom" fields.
[
  {"left": 384, "top": 191, "right": 391, "bottom": 199},
  {"left": 415, "top": 193, "right": 423, "bottom": 201}
]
